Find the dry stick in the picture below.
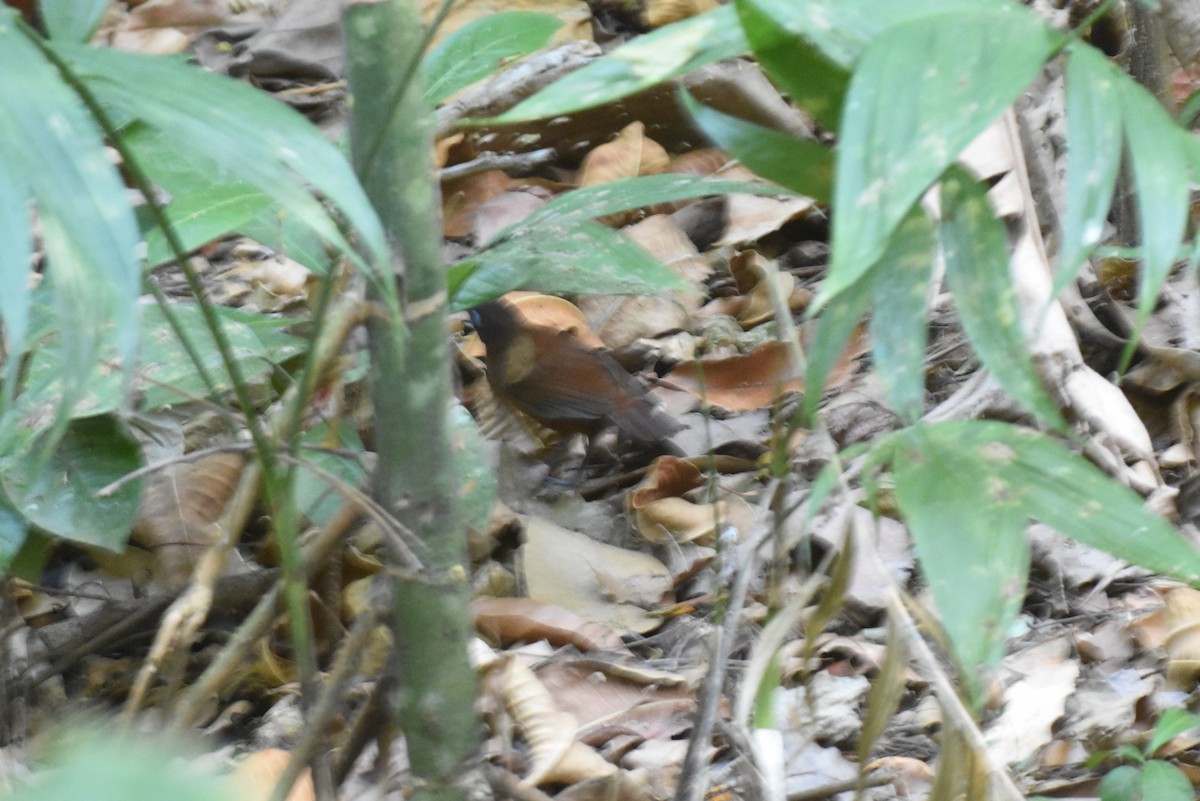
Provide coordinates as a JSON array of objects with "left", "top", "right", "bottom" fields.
[
  {"left": 168, "top": 498, "right": 370, "bottom": 730},
  {"left": 267, "top": 577, "right": 394, "bottom": 801},
  {"left": 785, "top": 771, "right": 894, "bottom": 801},
  {"left": 673, "top": 524, "right": 771, "bottom": 801}
]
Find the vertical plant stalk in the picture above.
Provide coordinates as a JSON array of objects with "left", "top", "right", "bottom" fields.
[{"left": 343, "top": 2, "right": 480, "bottom": 799}]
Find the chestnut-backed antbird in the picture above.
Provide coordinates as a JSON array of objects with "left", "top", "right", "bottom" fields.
[{"left": 468, "top": 300, "right": 682, "bottom": 452}]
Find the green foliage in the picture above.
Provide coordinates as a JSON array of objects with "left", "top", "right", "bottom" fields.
[
  {"left": 492, "top": 6, "right": 747, "bottom": 123},
  {"left": 448, "top": 175, "right": 793, "bottom": 309},
  {"left": 1094, "top": 709, "right": 1200, "bottom": 801},
  {"left": 2, "top": 726, "right": 229, "bottom": 801},
  {"left": 878, "top": 422, "right": 1200, "bottom": 707},
  {"left": 425, "top": 12, "right": 562, "bottom": 105}
]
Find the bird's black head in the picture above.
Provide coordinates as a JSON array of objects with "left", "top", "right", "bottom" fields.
[{"left": 468, "top": 301, "right": 518, "bottom": 348}]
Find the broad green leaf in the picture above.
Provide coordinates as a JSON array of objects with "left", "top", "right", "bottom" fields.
[
  {"left": 0, "top": 497, "right": 26, "bottom": 575},
  {"left": 1099, "top": 765, "right": 1142, "bottom": 801},
  {"left": 58, "top": 43, "right": 388, "bottom": 271},
  {"left": 136, "top": 304, "right": 305, "bottom": 410},
  {"left": 450, "top": 403, "right": 496, "bottom": 533},
  {"left": 18, "top": 302, "right": 305, "bottom": 417},
  {"left": 1060, "top": 44, "right": 1122, "bottom": 283},
  {"left": 449, "top": 220, "right": 689, "bottom": 309},
  {"left": 6, "top": 727, "right": 229, "bottom": 801},
  {"left": 503, "top": 174, "right": 794, "bottom": 243},
  {"left": 940, "top": 168, "right": 1065, "bottom": 430},
  {"left": 0, "top": 17, "right": 141, "bottom": 437},
  {"left": 679, "top": 90, "right": 832, "bottom": 203},
  {"left": 1139, "top": 761, "right": 1194, "bottom": 801},
  {"left": 2, "top": 415, "right": 142, "bottom": 552},
  {"left": 425, "top": 12, "right": 562, "bottom": 105},
  {"left": 122, "top": 122, "right": 332, "bottom": 273},
  {"left": 1118, "top": 78, "right": 1191, "bottom": 370},
  {"left": 888, "top": 420, "right": 1200, "bottom": 704},
  {"left": 734, "top": 0, "right": 1016, "bottom": 130},
  {"left": 889, "top": 424, "right": 1031, "bottom": 706},
  {"left": 822, "top": 8, "right": 1062, "bottom": 306},
  {"left": 494, "top": 6, "right": 747, "bottom": 122},
  {"left": 293, "top": 421, "right": 367, "bottom": 527},
  {"left": 803, "top": 262, "right": 875, "bottom": 422},
  {"left": 0, "top": 154, "right": 31, "bottom": 406},
  {"left": 868, "top": 209, "right": 935, "bottom": 424},
  {"left": 40, "top": 0, "right": 106, "bottom": 42},
  {"left": 1147, "top": 709, "right": 1200, "bottom": 757},
  {"left": 143, "top": 184, "right": 275, "bottom": 267}
]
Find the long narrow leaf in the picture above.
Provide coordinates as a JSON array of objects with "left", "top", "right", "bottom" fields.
[
  {"left": 425, "top": 12, "right": 562, "bottom": 105},
  {"left": 0, "top": 17, "right": 140, "bottom": 432},
  {"left": 680, "top": 90, "right": 832, "bottom": 203},
  {"left": 821, "top": 7, "right": 1062, "bottom": 307},
  {"left": 869, "top": 209, "right": 936, "bottom": 424},
  {"left": 940, "top": 168, "right": 1065, "bottom": 430},
  {"left": 1059, "top": 44, "right": 1123, "bottom": 283},
  {"left": 1118, "top": 78, "right": 1191, "bottom": 369},
  {"left": 494, "top": 6, "right": 747, "bottom": 122},
  {"left": 57, "top": 43, "right": 388, "bottom": 270}
]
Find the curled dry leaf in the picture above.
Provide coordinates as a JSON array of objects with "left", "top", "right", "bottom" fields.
[
  {"left": 723, "top": 250, "right": 813, "bottom": 328},
  {"left": 473, "top": 596, "right": 629, "bottom": 653},
  {"left": 577, "top": 121, "right": 670, "bottom": 189},
  {"left": 130, "top": 452, "right": 245, "bottom": 587},
  {"left": 1164, "top": 586, "right": 1200, "bottom": 690},
  {"left": 494, "top": 654, "right": 618, "bottom": 787}
]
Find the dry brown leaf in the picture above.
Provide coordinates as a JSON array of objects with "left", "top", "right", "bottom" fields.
[
  {"left": 577, "top": 122, "right": 670, "bottom": 189},
  {"left": 473, "top": 597, "right": 629, "bottom": 652},
  {"left": 442, "top": 169, "right": 514, "bottom": 238},
  {"left": 1165, "top": 586, "right": 1200, "bottom": 689},
  {"left": 664, "top": 341, "right": 802, "bottom": 411},
  {"left": 227, "top": 749, "right": 316, "bottom": 801},
  {"left": 519, "top": 516, "right": 672, "bottom": 634},
  {"left": 130, "top": 452, "right": 245, "bottom": 586},
  {"left": 642, "top": 0, "right": 719, "bottom": 28}
]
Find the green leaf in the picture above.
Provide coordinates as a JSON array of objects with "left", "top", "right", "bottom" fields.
[
  {"left": 18, "top": 302, "right": 305, "bottom": 418},
  {"left": 869, "top": 209, "right": 935, "bottom": 424},
  {"left": 679, "top": 90, "right": 832, "bottom": 203},
  {"left": 821, "top": 7, "right": 1062, "bottom": 306},
  {"left": 888, "top": 420, "right": 1200, "bottom": 704},
  {"left": 1147, "top": 709, "right": 1200, "bottom": 757},
  {"left": 39, "top": 0, "right": 107, "bottom": 43},
  {"left": 889, "top": 424, "right": 1031, "bottom": 707},
  {"left": 143, "top": 183, "right": 275, "bottom": 267},
  {"left": 494, "top": 6, "right": 747, "bottom": 122},
  {"left": 803, "top": 262, "right": 875, "bottom": 421},
  {"left": 450, "top": 404, "right": 496, "bottom": 533},
  {"left": 0, "top": 151, "right": 32, "bottom": 406},
  {"left": 135, "top": 304, "right": 305, "bottom": 410},
  {"left": 0, "top": 17, "right": 141, "bottom": 436},
  {"left": 1060, "top": 44, "right": 1123, "bottom": 283},
  {"left": 237, "top": 206, "right": 330, "bottom": 274},
  {"left": 425, "top": 12, "right": 562, "bottom": 105},
  {"left": 1100, "top": 765, "right": 1142, "bottom": 801},
  {"left": 941, "top": 168, "right": 1065, "bottom": 430},
  {"left": 58, "top": 43, "right": 388, "bottom": 270},
  {"left": 1138, "top": 761, "right": 1193, "bottom": 801},
  {"left": 0, "top": 496, "right": 27, "bottom": 575},
  {"left": 2, "top": 416, "right": 142, "bottom": 552},
  {"left": 734, "top": 0, "right": 1017, "bottom": 130},
  {"left": 1118, "top": 78, "right": 1191, "bottom": 370},
  {"left": 293, "top": 421, "right": 367, "bottom": 527},
  {"left": 449, "top": 220, "right": 689, "bottom": 309},
  {"left": 504, "top": 174, "right": 794, "bottom": 243},
  {"left": 6, "top": 727, "right": 230, "bottom": 801}
]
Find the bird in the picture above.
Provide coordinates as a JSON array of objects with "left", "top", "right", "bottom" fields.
[{"left": 468, "top": 299, "right": 683, "bottom": 454}]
